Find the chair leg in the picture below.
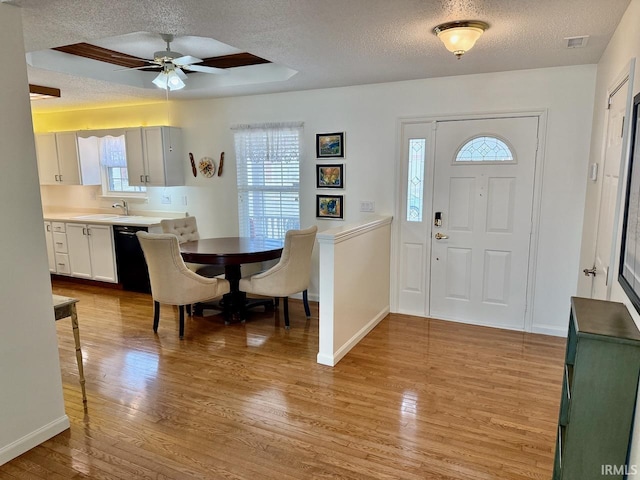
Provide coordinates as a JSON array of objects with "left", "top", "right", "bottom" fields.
[
  {"left": 303, "top": 290, "right": 311, "bottom": 318},
  {"left": 186, "top": 304, "right": 192, "bottom": 316},
  {"left": 179, "top": 305, "right": 185, "bottom": 339},
  {"left": 283, "top": 297, "right": 290, "bottom": 329},
  {"left": 153, "top": 301, "right": 160, "bottom": 333},
  {"left": 274, "top": 297, "right": 280, "bottom": 308}
]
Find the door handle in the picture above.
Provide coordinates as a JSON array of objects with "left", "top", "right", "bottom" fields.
[
  {"left": 434, "top": 232, "right": 449, "bottom": 240},
  {"left": 583, "top": 267, "right": 597, "bottom": 277}
]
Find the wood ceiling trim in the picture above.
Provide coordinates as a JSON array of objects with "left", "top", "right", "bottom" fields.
[{"left": 52, "top": 43, "right": 271, "bottom": 70}]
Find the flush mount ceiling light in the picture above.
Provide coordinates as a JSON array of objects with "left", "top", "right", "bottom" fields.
[
  {"left": 29, "top": 84, "right": 61, "bottom": 100},
  {"left": 152, "top": 65, "right": 186, "bottom": 91},
  {"left": 433, "top": 20, "right": 489, "bottom": 59}
]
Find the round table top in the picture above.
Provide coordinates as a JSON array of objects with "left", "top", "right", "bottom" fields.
[{"left": 180, "top": 237, "right": 284, "bottom": 265}]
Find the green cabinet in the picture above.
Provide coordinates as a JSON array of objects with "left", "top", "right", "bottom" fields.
[{"left": 554, "top": 297, "right": 640, "bottom": 479}]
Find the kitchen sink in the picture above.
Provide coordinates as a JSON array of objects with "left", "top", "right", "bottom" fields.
[{"left": 72, "top": 214, "right": 121, "bottom": 220}]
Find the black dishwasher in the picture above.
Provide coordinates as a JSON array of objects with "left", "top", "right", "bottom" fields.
[{"left": 113, "top": 225, "right": 151, "bottom": 293}]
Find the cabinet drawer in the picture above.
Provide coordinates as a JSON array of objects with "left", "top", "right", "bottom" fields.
[
  {"left": 51, "top": 222, "right": 66, "bottom": 233},
  {"left": 53, "top": 232, "right": 68, "bottom": 253},
  {"left": 55, "top": 253, "right": 71, "bottom": 274}
]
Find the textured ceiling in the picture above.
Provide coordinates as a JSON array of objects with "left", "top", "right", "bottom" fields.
[{"left": 8, "top": 0, "right": 631, "bottom": 112}]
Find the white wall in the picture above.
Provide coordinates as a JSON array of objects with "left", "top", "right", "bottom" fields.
[
  {"left": 317, "top": 216, "right": 392, "bottom": 366},
  {"left": 34, "top": 64, "right": 596, "bottom": 334},
  {"left": 0, "top": 3, "right": 68, "bottom": 465},
  {"left": 577, "top": 0, "right": 640, "bottom": 473}
]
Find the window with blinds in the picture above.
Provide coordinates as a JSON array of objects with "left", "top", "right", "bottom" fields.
[{"left": 233, "top": 123, "right": 302, "bottom": 240}]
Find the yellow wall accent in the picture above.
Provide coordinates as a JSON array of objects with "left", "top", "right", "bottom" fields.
[{"left": 32, "top": 102, "right": 173, "bottom": 132}]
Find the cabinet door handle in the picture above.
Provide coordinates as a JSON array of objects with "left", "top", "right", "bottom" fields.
[
  {"left": 54, "top": 174, "right": 59, "bottom": 182},
  {"left": 82, "top": 227, "right": 87, "bottom": 235},
  {"left": 87, "top": 228, "right": 91, "bottom": 236},
  {"left": 59, "top": 174, "right": 62, "bottom": 182},
  {"left": 140, "top": 175, "right": 145, "bottom": 182},
  {"left": 145, "top": 175, "right": 150, "bottom": 183},
  {"left": 46, "top": 224, "right": 51, "bottom": 232}
]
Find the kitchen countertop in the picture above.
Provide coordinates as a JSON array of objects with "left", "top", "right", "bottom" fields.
[{"left": 43, "top": 212, "right": 172, "bottom": 227}]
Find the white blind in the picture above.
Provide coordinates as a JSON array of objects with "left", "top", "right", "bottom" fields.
[{"left": 233, "top": 123, "right": 302, "bottom": 240}]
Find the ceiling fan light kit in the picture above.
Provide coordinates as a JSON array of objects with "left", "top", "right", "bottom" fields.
[{"left": 433, "top": 20, "right": 489, "bottom": 59}]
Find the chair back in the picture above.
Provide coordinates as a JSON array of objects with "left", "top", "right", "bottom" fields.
[
  {"left": 136, "top": 231, "right": 202, "bottom": 304},
  {"left": 160, "top": 216, "right": 200, "bottom": 243},
  {"left": 277, "top": 225, "right": 318, "bottom": 293}
]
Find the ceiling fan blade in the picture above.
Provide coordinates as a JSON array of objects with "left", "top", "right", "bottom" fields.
[
  {"left": 175, "top": 68, "right": 188, "bottom": 80},
  {"left": 114, "top": 65, "right": 161, "bottom": 72},
  {"left": 183, "top": 64, "right": 227, "bottom": 74},
  {"left": 111, "top": 54, "right": 156, "bottom": 64},
  {"left": 172, "top": 55, "right": 203, "bottom": 66}
]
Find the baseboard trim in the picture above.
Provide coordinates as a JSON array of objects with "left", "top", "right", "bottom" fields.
[
  {"left": 531, "top": 324, "right": 567, "bottom": 337},
  {"left": 317, "top": 306, "right": 389, "bottom": 367},
  {"left": 0, "top": 415, "right": 69, "bottom": 466}
]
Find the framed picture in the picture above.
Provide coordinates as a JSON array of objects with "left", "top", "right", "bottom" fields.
[
  {"left": 619, "top": 92, "right": 640, "bottom": 314},
  {"left": 316, "top": 132, "right": 345, "bottom": 158},
  {"left": 316, "top": 194, "right": 344, "bottom": 219},
  {"left": 316, "top": 164, "right": 344, "bottom": 189}
]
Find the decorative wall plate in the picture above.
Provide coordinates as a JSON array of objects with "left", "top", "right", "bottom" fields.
[{"left": 199, "top": 157, "right": 216, "bottom": 177}]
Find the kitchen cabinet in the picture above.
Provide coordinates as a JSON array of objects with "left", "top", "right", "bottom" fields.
[
  {"left": 553, "top": 297, "right": 640, "bottom": 479},
  {"left": 125, "top": 127, "right": 184, "bottom": 186},
  {"left": 66, "top": 223, "right": 117, "bottom": 283},
  {"left": 35, "top": 132, "right": 100, "bottom": 186},
  {"left": 44, "top": 221, "right": 71, "bottom": 274},
  {"left": 44, "top": 222, "right": 56, "bottom": 272}
]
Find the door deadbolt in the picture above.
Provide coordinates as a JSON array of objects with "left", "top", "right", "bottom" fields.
[
  {"left": 434, "top": 212, "right": 442, "bottom": 227},
  {"left": 583, "top": 267, "right": 597, "bottom": 277}
]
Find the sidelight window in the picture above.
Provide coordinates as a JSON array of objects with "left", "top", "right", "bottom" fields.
[{"left": 406, "top": 138, "right": 426, "bottom": 222}]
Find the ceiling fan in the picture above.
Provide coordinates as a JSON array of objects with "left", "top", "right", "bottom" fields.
[{"left": 118, "top": 33, "right": 227, "bottom": 91}]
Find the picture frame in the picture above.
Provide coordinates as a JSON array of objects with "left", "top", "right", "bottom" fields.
[
  {"left": 316, "top": 132, "right": 345, "bottom": 158},
  {"left": 619, "top": 92, "right": 640, "bottom": 314},
  {"left": 316, "top": 194, "right": 344, "bottom": 219},
  {"left": 316, "top": 164, "right": 344, "bottom": 189}
]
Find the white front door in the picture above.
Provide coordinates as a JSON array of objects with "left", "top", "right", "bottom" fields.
[
  {"left": 429, "top": 117, "right": 539, "bottom": 330},
  {"left": 590, "top": 80, "right": 629, "bottom": 298}
]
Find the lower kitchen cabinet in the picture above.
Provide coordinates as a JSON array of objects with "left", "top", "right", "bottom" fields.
[
  {"left": 553, "top": 297, "right": 640, "bottom": 479},
  {"left": 66, "top": 223, "right": 117, "bottom": 283},
  {"left": 44, "top": 221, "right": 71, "bottom": 274}
]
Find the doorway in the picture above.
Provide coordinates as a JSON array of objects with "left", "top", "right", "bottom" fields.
[{"left": 396, "top": 114, "right": 541, "bottom": 331}]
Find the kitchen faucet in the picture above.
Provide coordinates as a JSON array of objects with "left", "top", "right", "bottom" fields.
[{"left": 112, "top": 199, "right": 129, "bottom": 216}]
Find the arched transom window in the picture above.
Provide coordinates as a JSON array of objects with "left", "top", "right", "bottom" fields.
[{"left": 455, "top": 136, "right": 514, "bottom": 163}]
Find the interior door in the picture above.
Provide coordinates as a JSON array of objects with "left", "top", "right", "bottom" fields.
[
  {"left": 429, "top": 117, "right": 538, "bottom": 330},
  {"left": 590, "top": 80, "right": 628, "bottom": 298}
]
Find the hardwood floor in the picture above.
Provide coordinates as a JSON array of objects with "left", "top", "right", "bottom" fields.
[{"left": 0, "top": 280, "right": 566, "bottom": 479}]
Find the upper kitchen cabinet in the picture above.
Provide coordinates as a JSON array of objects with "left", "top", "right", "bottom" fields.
[
  {"left": 35, "top": 132, "right": 101, "bottom": 186},
  {"left": 125, "top": 127, "right": 184, "bottom": 187}
]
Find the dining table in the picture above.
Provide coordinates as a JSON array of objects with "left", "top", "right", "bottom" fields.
[{"left": 180, "top": 237, "right": 284, "bottom": 322}]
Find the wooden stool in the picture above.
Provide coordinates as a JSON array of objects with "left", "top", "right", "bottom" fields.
[{"left": 53, "top": 294, "right": 87, "bottom": 407}]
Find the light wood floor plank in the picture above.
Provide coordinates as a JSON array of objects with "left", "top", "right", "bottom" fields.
[{"left": 0, "top": 279, "right": 565, "bottom": 479}]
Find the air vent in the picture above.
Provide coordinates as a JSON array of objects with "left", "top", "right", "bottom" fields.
[{"left": 565, "top": 35, "right": 589, "bottom": 49}]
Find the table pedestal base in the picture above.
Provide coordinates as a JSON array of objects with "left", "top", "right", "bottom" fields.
[{"left": 195, "top": 264, "right": 274, "bottom": 323}]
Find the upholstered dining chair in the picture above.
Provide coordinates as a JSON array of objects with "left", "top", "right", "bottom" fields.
[
  {"left": 160, "top": 216, "right": 224, "bottom": 278},
  {"left": 136, "top": 232, "right": 230, "bottom": 338},
  {"left": 239, "top": 226, "right": 317, "bottom": 328}
]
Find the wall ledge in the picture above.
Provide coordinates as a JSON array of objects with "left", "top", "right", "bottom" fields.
[{"left": 317, "top": 215, "right": 393, "bottom": 245}]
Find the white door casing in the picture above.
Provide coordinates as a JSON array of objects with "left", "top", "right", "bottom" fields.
[
  {"left": 429, "top": 117, "right": 539, "bottom": 330},
  {"left": 590, "top": 79, "right": 629, "bottom": 299}
]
